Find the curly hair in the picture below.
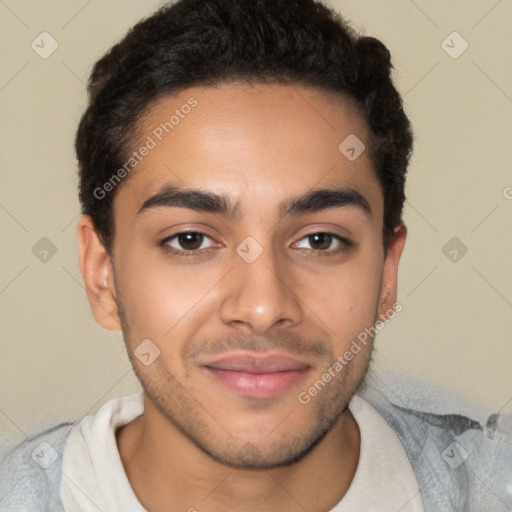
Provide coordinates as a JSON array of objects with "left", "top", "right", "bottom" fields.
[{"left": 76, "top": 0, "right": 413, "bottom": 253}]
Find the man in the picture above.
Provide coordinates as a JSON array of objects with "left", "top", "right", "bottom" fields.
[{"left": 1, "top": 0, "right": 511, "bottom": 510}]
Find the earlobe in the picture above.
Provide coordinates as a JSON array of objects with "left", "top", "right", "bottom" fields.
[
  {"left": 378, "top": 225, "right": 407, "bottom": 320},
  {"left": 77, "top": 215, "right": 121, "bottom": 331}
]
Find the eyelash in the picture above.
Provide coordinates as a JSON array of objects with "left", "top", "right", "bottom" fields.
[{"left": 160, "top": 230, "right": 353, "bottom": 258}]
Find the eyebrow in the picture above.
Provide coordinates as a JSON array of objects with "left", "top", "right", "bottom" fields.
[{"left": 137, "top": 185, "right": 372, "bottom": 219}]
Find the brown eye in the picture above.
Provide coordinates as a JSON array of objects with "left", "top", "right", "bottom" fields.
[
  {"left": 176, "top": 232, "right": 204, "bottom": 251},
  {"left": 161, "top": 231, "right": 214, "bottom": 255},
  {"left": 307, "top": 233, "right": 333, "bottom": 251},
  {"left": 294, "top": 232, "right": 352, "bottom": 254}
]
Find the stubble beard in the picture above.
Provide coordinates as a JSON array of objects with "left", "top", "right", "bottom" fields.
[{"left": 115, "top": 291, "right": 375, "bottom": 469}]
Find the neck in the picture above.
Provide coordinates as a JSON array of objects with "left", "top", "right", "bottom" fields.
[{"left": 116, "top": 395, "right": 360, "bottom": 512}]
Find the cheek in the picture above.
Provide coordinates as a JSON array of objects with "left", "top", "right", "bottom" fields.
[
  {"left": 304, "top": 251, "right": 383, "bottom": 341},
  {"left": 114, "top": 250, "right": 223, "bottom": 340}
]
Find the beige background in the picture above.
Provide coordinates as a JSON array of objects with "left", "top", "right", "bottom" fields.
[{"left": 1, "top": 0, "right": 511, "bottom": 453}]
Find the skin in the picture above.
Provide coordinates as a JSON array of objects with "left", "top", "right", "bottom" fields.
[{"left": 78, "top": 82, "right": 406, "bottom": 512}]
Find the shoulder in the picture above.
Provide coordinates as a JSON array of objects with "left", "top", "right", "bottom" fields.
[
  {"left": 358, "top": 370, "right": 512, "bottom": 511},
  {"left": 0, "top": 422, "right": 74, "bottom": 512}
]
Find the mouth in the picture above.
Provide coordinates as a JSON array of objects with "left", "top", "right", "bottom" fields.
[{"left": 200, "top": 352, "right": 312, "bottom": 398}]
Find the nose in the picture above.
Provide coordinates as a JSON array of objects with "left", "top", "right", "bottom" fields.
[{"left": 219, "top": 239, "right": 304, "bottom": 335}]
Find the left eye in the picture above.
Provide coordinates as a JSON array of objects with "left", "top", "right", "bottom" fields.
[{"left": 294, "top": 232, "right": 350, "bottom": 252}]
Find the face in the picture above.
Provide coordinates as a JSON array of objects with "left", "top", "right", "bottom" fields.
[{"left": 79, "top": 82, "right": 405, "bottom": 469}]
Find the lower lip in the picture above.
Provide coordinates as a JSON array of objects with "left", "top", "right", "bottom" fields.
[{"left": 202, "top": 367, "right": 310, "bottom": 398}]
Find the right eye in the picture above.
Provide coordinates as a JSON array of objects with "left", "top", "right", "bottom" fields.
[{"left": 160, "top": 231, "right": 217, "bottom": 256}]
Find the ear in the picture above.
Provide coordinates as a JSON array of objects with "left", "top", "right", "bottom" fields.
[
  {"left": 77, "top": 215, "right": 121, "bottom": 331},
  {"left": 377, "top": 224, "right": 406, "bottom": 321}
]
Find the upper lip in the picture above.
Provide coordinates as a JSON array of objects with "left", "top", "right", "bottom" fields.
[{"left": 201, "top": 352, "right": 311, "bottom": 373}]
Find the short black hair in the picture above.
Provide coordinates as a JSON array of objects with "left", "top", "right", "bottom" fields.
[{"left": 76, "top": 0, "right": 413, "bottom": 253}]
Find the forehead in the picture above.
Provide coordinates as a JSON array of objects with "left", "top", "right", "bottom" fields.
[{"left": 114, "top": 82, "right": 383, "bottom": 218}]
